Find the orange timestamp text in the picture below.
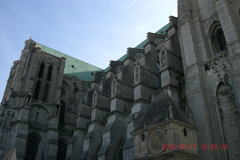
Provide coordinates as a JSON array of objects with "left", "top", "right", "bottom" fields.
[{"left": 161, "top": 144, "right": 228, "bottom": 151}]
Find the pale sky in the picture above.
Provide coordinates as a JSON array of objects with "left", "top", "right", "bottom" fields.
[{"left": 0, "top": 0, "right": 177, "bottom": 102}]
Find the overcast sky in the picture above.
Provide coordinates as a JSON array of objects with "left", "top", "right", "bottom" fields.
[{"left": 0, "top": 0, "right": 177, "bottom": 102}]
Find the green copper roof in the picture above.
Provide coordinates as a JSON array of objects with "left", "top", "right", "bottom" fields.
[
  {"left": 36, "top": 23, "right": 170, "bottom": 79},
  {"left": 103, "top": 54, "right": 128, "bottom": 72},
  {"left": 104, "top": 23, "right": 170, "bottom": 72},
  {"left": 36, "top": 43, "right": 102, "bottom": 81},
  {"left": 155, "top": 23, "right": 171, "bottom": 34},
  {"left": 135, "top": 23, "right": 170, "bottom": 49}
]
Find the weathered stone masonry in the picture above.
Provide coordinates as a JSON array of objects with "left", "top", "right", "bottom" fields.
[{"left": 0, "top": 0, "right": 240, "bottom": 160}]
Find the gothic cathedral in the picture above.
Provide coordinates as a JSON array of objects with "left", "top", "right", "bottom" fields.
[{"left": 1, "top": 0, "right": 240, "bottom": 160}]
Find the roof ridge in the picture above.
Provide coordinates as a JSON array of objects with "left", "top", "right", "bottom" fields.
[
  {"left": 36, "top": 42, "right": 102, "bottom": 81},
  {"left": 103, "top": 23, "right": 171, "bottom": 72},
  {"left": 36, "top": 42, "right": 102, "bottom": 70}
]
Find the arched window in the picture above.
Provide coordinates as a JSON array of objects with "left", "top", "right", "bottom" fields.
[
  {"left": 58, "top": 100, "right": 66, "bottom": 129},
  {"left": 216, "top": 29, "right": 227, "bottom": 51},
  {"left": 178, "top": 79, "right": 186, "bottom": 112},
  {"left": 210, "top": 22, "right": 227, "bottom": 54},
  {"left": 34, "top": 62, "right": 53, "bottom": 101},
  {"left": 33, "top": 80, "right": 41, "bottom": 100},
  {"left": 38, "top": 63, "right": 44, "bottom": 78},
  {"left": 34, "top": 62, "right": 46, "bottom": 101},
  {"left": 42, "top": 84, "right": 49, "bottom": 103},
  {"left": 183, "top": 128, "right": 187, "bottom": 136},
  {"left": 56, "top": 139, "right": 67, "bottom": 160},
  {"left": 47, "top": 65, "right": 52, "bottom": 81},
  {"left": 25, "top": 133, "right": 40, "bottom": 160},
  {"left": 142, "top": 133, "right": 145, "bottom": 142}
]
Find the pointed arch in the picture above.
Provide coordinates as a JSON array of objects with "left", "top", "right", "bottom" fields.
[
  {"left": 209, "top": 21, "right": 227, "bottom": 54},
  {"left": 38, "top": 62, "right": 44, "bottom": 78},
  {"left": 216, "top": 29, "right": 227, "bottom": 51},
  {"left": 24, "top": 132, "right": 41, "bottom": 160},
  {"left": 47, "top": 65, "right": 53, "bottom": 81},
  {"left": 42, "top": 83, "right": 49, "bottom": 103},
  {"left": 33, "top": 80, "right": 41, "bottom": 100},
  {"left": 183, "top": 128, "right": 187, "bottom": 136},
  {"left": 141, "top": 133, "right": 145, "bottom": 142},
  {"left": 178, "top": 79, "right": 186, "bottom": 112}
]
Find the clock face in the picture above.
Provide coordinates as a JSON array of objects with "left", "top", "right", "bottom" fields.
[
  {"left": 61, "top": 85, "right": 68, "bottom": 98},
  {"left": 148, "top": 129, "right": 166, "bottom": 154}
]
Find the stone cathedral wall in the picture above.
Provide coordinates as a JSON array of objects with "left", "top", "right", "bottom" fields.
[{"left": 0, "top": 0, "right": 240, "bottom": 160}]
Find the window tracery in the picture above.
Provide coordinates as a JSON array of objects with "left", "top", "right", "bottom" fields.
[{"left": 38, "top": 63, "right": 44, "bottom": 78}]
